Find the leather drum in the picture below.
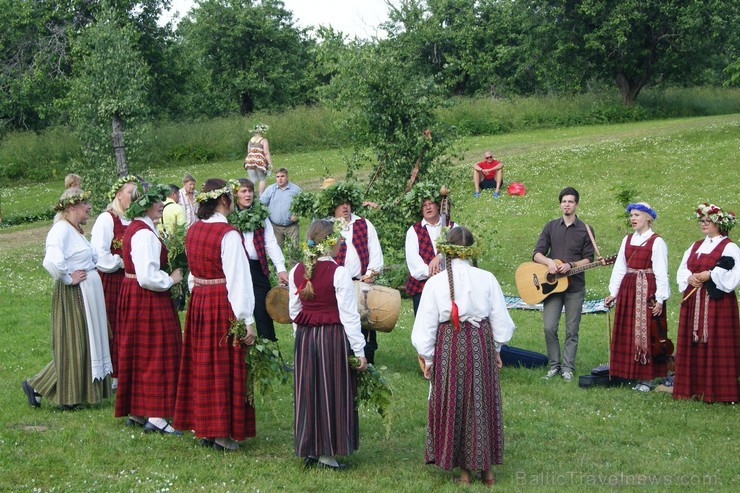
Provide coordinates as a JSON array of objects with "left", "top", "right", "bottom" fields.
[
  {"left": 265, "top": 285, "right": 291, "bottom": 324},
  {"left": 353, "top": 281, "right": 401, "bottom": 333}
]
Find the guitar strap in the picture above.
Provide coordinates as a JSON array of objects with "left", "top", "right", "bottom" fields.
[{"left": 585, "top": 223, "right": 603, "bottom": 263}]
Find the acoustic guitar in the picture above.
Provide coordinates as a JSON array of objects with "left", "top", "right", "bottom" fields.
[{"left": 515, "top": 256, "right": 616, "bottom": 305}]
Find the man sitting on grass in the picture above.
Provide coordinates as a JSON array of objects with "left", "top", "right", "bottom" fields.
[{"left": 473, "top": 151, "right": 504, "bottom": 198}]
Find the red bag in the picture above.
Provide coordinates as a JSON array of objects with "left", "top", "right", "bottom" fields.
[{"left": 507, "top": 182, "right": 526, "bottom": 196}]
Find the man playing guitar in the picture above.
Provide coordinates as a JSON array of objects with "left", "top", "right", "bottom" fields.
[{"left": 532, "top": 187, "right": 595, "bottom": 382}]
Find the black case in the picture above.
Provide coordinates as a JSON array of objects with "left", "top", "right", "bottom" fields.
[{"left": 500, "top": 345, "right": 548, "bottom": 368}]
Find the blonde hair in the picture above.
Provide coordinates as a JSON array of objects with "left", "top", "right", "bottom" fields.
[
  {"left": 107, "top": 181, "right": 136, "bottom": 218},
  {"left": 299, "top": 220, "right": 336, "bottom": 300},
  {"left": 54, "top": 187, "right": 84, "bottom": 223},
  {"left": 64, "top": 174, "right": 82, "bottom": 189}
]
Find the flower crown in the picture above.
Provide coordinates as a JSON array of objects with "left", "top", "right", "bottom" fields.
[
  {"left": 54, "top": 190, "right": 92, "bottom": 212},
  {"left": 196, "top": 181, "right": 238, "bottom": 203},
  {"left": 626, "top": 203, "right": 657, "bottom": 220},
  {"left": 436, "top": 227, "right": 482, "bottom": 261},
  {"left": 250, "top": 123, "right": 269, "bottom": 134},
  {"left": 301, "top": 218, "right": 346, "bottom": 279},
  {"left": 107, "top": 175, "right": 140, "bottom": 203},
  {"left": 124, "top": 184, "right": 169, "bottom": 219},
  {"left": 695, "top": 203, "right": 736, "bottom": 234}
]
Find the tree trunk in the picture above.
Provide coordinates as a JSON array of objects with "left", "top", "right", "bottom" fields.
[
  {"left": 615, "top": 68, "right": 646, "bottom": 106},
  {"left": 111, "top": 113, "right": 128, "bottom": 176},
  {"left": 240, "top": 91, "right": 254, "bottom": 115}
]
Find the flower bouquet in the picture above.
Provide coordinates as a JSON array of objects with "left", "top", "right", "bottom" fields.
[
  {"left": 161, "top": 222, "right": 189, "bottom": 306},
  {"left": 349, "top": 355, "right": 393, "bottom": 435},
  {"left": 228, "top": 319, "right": 291, "bottom": 406}
]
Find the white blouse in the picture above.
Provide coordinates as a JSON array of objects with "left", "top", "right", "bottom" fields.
[
  {"left": 90, "top": 211, "right": 131, "bottom": 273},
  {"left": 43, "top": 220, "right": 98, "bottom": 283},
  {"left": 339, "top": 213, "right": 384, "bottom": 279},
  {"left": 130, "top": 216, "right": 174, "bottom": 292},
  {"left": 242, "top": 218, "right": 286, "bottom": 274},
  {"left": 288, "top": 258, "right": 365, "bottom": 358},
  {"left": 405, "top": 220, "right": 458, "bottom": 281},
  {"left": 187, "top": 213, "right": 255, "bottom": 325},
  {"left": 677, "top": 236, "right": 740, "bottom": 293},
  {"left": 608, "top": 229, "right": 670, "bottom": 303},
  {"left": 412, "top": 258, "right": 515, "bottom": 364}
]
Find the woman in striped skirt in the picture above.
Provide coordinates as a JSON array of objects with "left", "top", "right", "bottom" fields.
[
  {"left": 114, "top": 184, "right": 184, "bottom": 434},
  {"left": 288, "top": 219, "right": 368, "bottom": 469},
  {"left": 174, "top": 178, "right": 257, "bottom": 451},
  {"left": 90, "top": 175, "right": 138, "bottom": 380},
  {"left": 22, "top": 188, "right": 113, "bottom": 409},
  {"left": 412, "top": 227, "right": 514, "bottom": 486}
]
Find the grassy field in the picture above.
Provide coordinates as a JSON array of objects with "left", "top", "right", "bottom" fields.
[{"left": 1, "top": 115, "right": 738, "bottom": 492}]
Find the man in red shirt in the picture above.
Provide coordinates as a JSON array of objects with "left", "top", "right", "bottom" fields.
[{"left": 473, "top": 151, "right": 504, "bottom": 198}]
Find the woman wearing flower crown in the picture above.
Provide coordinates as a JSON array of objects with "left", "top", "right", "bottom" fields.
[
  {"left": 604, "top": 203, "right": 670, "bottom": 388},
  {"left": 411, "top": 227, "right": 514, "bottom": 486},
  {"left": 22, "top": 188, "right": 113, "bottom": 410},
  {"left": 288, "top": 219, "right": 368, "bottom": 469},
  {"left": 243, "top": 123, "right": 272, "bottom": 196},
  {"left": 674, "top": 203, "right": 739, "bottom": 403},
  {"left": 91, "top": 175, "right": 138, "bottom": 380},
  {"left": 174, "top": 179, "right": 257, "bottom": 451},
  {"left": 114, "top": 184, "right": 184, "bottom": 434}
]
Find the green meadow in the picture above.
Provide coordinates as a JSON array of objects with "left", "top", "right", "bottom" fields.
[{"left": 1, "top": 114, "right": 738, "bottom": 491}]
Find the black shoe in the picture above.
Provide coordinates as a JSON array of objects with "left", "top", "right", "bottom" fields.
[
  {"left": 22, "top": 380, "right": 41, "bottom": 408},
  {"left": 212, "top": 440, "right": 238, "bottom": 452},
  {"left": 316, "top": 461, "right": 347, "bottom": 470},
  {"left": 58, "top": 404, "right": 82, "bottom": 411},
  {"left": 143, "top": 420, "right": 183, "bottom": 436},
  {"left": 303, "top": 456, "right": 319, "bottom": 469},
  {"left": 283, "top": 363, "right": 294, "bottom": 373},
  {"left": 198, "top": 438, "right": 215, "bottom": 448},
  {"left": 124, "top": 417, "right": 146, "bottom": 427}
]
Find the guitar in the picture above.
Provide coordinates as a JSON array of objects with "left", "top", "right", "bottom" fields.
[{"left": 515, "top": 256, "right": 616, "bottom": 305}]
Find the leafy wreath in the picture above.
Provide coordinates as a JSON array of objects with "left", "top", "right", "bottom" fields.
[
  {"left": 124, "top": 184, "right": 169, "bottom": 219},
  {"left": 228, "top": 201, "right": 271, "bottom": 233}
]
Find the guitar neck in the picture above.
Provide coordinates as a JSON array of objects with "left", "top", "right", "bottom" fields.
[{"left": 567, "top": 260, "right": 606, "bottom": 276}]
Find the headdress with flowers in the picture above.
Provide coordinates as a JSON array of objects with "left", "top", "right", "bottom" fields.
[
  {"left": 436, "top": 227, "right": 481, "bottom": 331},
  {"left": 54, "top": 190, "right": 92, "bottom": 212},
  {"left": 124, "top": 184, "right": 169, "bottom": 220},
  {"left": 695, "top": 203, "right": 736, "bottom": 235},
  {"left": 626, "top": 203, "right": 657, "bottom": 220},
  {"left": 107, "top": 175, "right": 140, "bottom": 203},
  {"left": 404, "top": 181, "right": 443, "bottom": 219},
  {"left": 250, "top": 123, "right": 269, "bottom": 134},
  {"left": 195, "top": 179, "right": 238, "bottom": 204},
  {"left": 299, "top": 218, "right": 347, "bottom": 285},
  {"left": 321, "top": 181, "right": 363, "bottom": 216}
]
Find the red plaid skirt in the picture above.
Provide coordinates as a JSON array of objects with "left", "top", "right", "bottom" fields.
[
  {"left": 173, "top": 283, "right": 255, "bottom": 440},
  {"left": 114, "top": 277, "right": 182, "bottom": 418}
]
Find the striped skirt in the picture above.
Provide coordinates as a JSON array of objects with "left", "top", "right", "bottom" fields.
[
  {"left": 28, "top": 280, "right": 111, "bottom": 406},
  {"left": 294, "top": 323, "right": 358, "bottom": 458},
  {"left": 426, "top": 320, "right": 504, "bottom": 471}
]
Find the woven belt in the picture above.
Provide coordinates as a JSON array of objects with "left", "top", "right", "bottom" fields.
[
  {"left": 125, "top": 273, "right": 137, "bottom": 279},
  {"left": 193, "top": 277, "right": 226, "bottom": 286}
]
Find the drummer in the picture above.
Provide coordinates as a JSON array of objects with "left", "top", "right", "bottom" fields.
[
  {"left": 325, "top": 181, "right": 384, "bottom": 365},
  {"left": 229, "top": 178, "right": 289, "bottom": 342},
  {"left": 404, "top": 182, "right": 459, "bottom": 315}
]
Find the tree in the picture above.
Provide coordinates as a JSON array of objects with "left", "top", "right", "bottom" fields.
[
  {"left": 176, "top": 0, "right": 316, "bottom": 116},
  {"left": 520, "top": 0, "right": 739, "bottom": 104},
  {"left": 66, "top": 4, "right": 152, "bottom": 202}
]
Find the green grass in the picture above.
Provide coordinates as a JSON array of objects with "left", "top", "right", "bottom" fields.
[{"left": 1, "top": 115, "right": 738, "bottom": 491}]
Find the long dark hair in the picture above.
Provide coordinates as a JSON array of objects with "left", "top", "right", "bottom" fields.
[{"left": 196, "top": 178, "right": 231, "bottom": 220}]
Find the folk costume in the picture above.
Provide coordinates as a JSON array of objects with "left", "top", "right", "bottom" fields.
[
  {"left": 335, "top": 213, "right": 384, "bottom": 364},
  {"left": 607, "top": 229, "right": 670, "bottom": 380},
  {"left": 288, "top": 258, "right": 365, "bottom": 461},
  {"left": 412, "top": 256, "right": 514, "bottom": 474},
  {"left": 405, "top": 218, "right": 455, "bottom": 313},
  {"left": 91, "top": 210, "right": 130, "bottom": 376},
  {"left": 27, "top": 218, "right": 113, "bottom": 406},
  {"left": 173, "top": 213, "right": 257, "bottom": 441},
  {"left": 114, "top": 216, "right": 182, "bottom": 421},
  {"left": 674, "top": 235, "right": 739, "bottom": 403},
  {"left": 230, "top": 203, "right": 286, "bottom": 341}
]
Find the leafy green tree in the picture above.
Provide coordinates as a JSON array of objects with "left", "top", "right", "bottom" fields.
[
  {"left": 176, "top": 0, "right": 316, "bottom": 116},
  {"left": 519, "top": 0, "right": 739, "bottom": 104},
  {"left": 322, "top": 39, "right": 458, "bottom": 252},
  {"left": 66, "top": 5, "right": 152, "bottom": 203}
]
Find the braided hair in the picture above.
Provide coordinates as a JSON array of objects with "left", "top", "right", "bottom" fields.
[
  {"left": 299, "top": 219, "right": 337, "bottom": 300},
  {"left": 444, "top": 227, "right": 475, "bottom": 330}
]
